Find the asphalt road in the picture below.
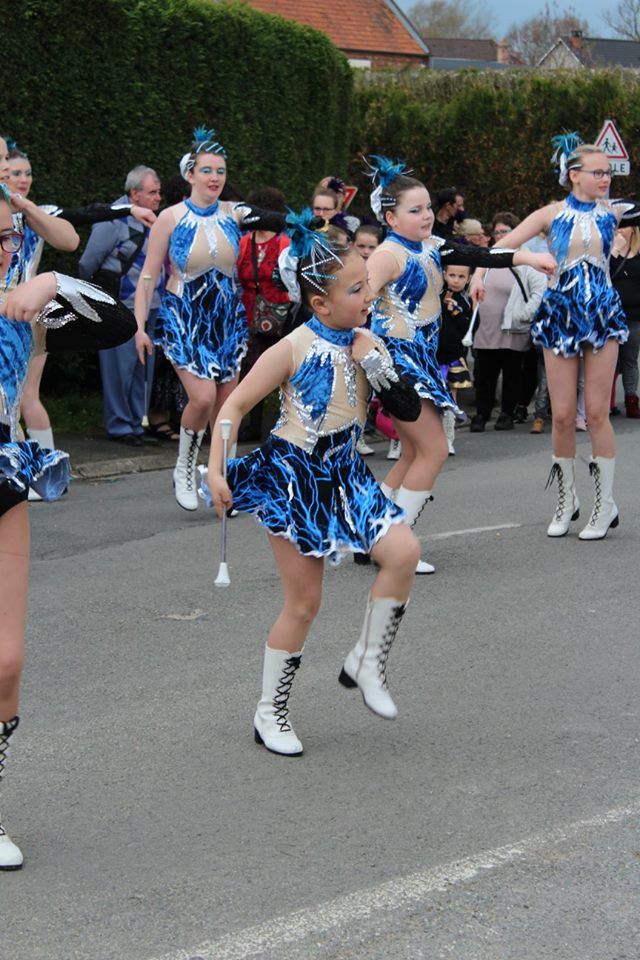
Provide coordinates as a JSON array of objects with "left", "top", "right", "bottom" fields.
[{"left": 2, "top": 418, "right": 640, "bottom": 960}]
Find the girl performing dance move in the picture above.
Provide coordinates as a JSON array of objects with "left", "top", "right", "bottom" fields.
[
  {"left": 5, "top": 140, "right": 156, "bottom": 495},
  {"left": 482, "top": 135, "right": 639, "bottom": 539},
  {"left": 201, "top": 213, "right": 421, "bottom": 757},
  {"left": 0, "top": 187, "right": 137, "bottom": 869},
  {"left": 365, "top": 157, "right": 555, "bottom": 573},
  {"left": 134, "top": 127, "right": 286, "bottom": 511}
]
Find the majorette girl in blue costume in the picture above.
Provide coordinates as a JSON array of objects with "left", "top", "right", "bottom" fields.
[
  {"left": 3, "top": 136, "right": 156, "bottom": 493},
  {"left": 0, "top": 184, "right": 138, "bottom": 871},
  {"left": 479, "top": 134, "right": 640, "bottom": 541},
  {"left": 134, "top": 127, "right": 287, "bottom": 513},
  {"left": 200, "top": 212, "right": 423, "bottom": 758},
  {"left": 365, "top": 157, "right": 556, "bottom": 574}
]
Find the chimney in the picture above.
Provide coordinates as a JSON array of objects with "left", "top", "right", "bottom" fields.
[
  {"left": 497, "top": 38, "right": 509, "bottom": 63},
  {"left": 570, "top": 30, "right": 583, "bottom": 49}
]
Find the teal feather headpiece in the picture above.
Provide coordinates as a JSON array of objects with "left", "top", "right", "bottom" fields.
[
  {"left": 280, "top": 207, "right": 344, "bottom": 301},
  {"left": 364, "top": 155, "right": 412, "bottom": 221},
  {"left": 0, "top": 183, "right": 11, "bottom": 202},
  {"left": 551, "top": 131, "right": 584, "bottom": 186},
  {"left": 179, "top": 125, "right": 227, "bottom": 177}
]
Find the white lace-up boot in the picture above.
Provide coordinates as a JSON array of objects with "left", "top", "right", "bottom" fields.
[
  {"left": 0, "top": 717, "right": 23, "bottom": 871},
  {"left": 443, "top": 410, "right": 456, "bottom": 456},
  {"left": 545, "top": 457, "right": 580, "bottom": 537},
  {"left": 395, "top": 485, "right": 435, "bottom": 575},
  {"left": 386, "top": 439, "right": 401, "bottom": 460},
  {"left": 339, "top": 596, "right": 407, "bottom": 719},
  {"left": 254, "top": 646, "right": 304, "bottom": 756},
  {"left": 27, "top": 428, "right": 55, "bottom": 501},
  {"left": 173, "top": 428, "right": 205, "bottom": 511},
  {"left": 579, "top": 457, "right": 619, "bottom": 540}
]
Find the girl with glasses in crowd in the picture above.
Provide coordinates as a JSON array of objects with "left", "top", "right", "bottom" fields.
[{"left": 477, "top": 135, "right": 640, "bottom": 540}]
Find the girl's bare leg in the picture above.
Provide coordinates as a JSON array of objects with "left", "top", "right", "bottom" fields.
[
  {"left": 384, "top": 399, "right": 448, "bottom": 492},
  {"left": 0, "top": 503, "right": 29, "bottom": 721},
  {"left": 174, "top": 367, "right": 217, "bottom": 431},
  {"left": 543, "top": 350, "right": 579, "bottom": 458},
  {"left": 583, "top": 341, "right": 618, "bottom": 458},
  {"left": 267, "top": 535, "right": 324, "bottom": 653},
  {"left": 369, "top": 524, "right": 419, "bottom": 602},
  {"left": 21, "top": 354, "right": 50, "bottom": 432}
]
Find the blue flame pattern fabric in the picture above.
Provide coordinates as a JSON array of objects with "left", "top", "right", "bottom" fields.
[
  {"left": 383, "top": 323, "right": 460, "bottom": 416},
  {"left": 154, "top": 200, "right": 247, "bottom": 381},
  {"left": 532, "top": 194, "right": 627, "bottom": 356},
  {"left": 0, "top": 314, "right": 70, "bottom": 499},
  {"left": 198, "top": 431, "right": 404, "bottom": 565}
]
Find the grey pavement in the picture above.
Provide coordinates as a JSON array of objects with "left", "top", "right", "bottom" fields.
[{"left": 2, "top": 418, "right": 640, "bottom": 960}]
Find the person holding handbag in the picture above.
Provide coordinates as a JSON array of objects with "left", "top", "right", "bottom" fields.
[{"left": 236, "top": 188, "right": 291, "bottom": 441}]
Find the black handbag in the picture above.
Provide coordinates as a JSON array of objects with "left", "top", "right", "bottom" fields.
[{"left": 248, "top": 235, "right": 290, "bottom": 339}]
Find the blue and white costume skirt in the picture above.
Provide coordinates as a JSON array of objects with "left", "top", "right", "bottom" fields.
[
  {"left": 155, "top": 269, "right": 248, "bottom": 382},
  {"left": 199, "top": 428, "right": 405, "bottom": 566},
  {"left": 383, "top": 324, "right": 461, "bottom": 417},
  {"left": 532, "top": 262, "right": 628, "bottom": 358},
  {"left": 0, "top": 430, "right": 71, "bottom": 503}
]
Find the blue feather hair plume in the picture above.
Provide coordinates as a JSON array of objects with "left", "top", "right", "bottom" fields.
[
  {"left": 281, "top": 208, "right": 343, "bottom": 300},
  {"left": 0, "top": 183, "right": 11, "bottom": 202},
  {"left": 551, "top": 131, "right": 584, "bottom": 185},
  {"left": 364, "top": 155, "right": 410, "bottom": 189},
  {"left": 191, "top": 125, "right": 226, "bottom": 157}
]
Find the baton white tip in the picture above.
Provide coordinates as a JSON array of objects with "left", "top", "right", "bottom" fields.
[
  {"left": 214, "top": 562, "right": 231, "bottom": 587},
  {"left": 219, "top": 419, "right": 233, "bottom": 441}
]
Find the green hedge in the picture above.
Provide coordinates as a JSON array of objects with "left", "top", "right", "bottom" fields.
[
  {"left": 349, "top": 68, "right": 640, "bottom": 221},
  {"left": 2, "top": 0, "right": 352, "bottom": 393},
  {"left": 4, "top": 0, "right": 352, "bottom": 208}
]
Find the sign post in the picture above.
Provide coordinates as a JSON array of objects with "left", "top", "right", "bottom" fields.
[{"left": 595, "top": 119, "right": 630, "bottom": 177}]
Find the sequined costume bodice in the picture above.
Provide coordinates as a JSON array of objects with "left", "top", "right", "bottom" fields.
[
  {"left": 0, "top": 313, "right": 33, "bottom": 439},
  {"left": 166, "top": 199, "right": 248, "bottom": 298},
  {"left": 547, "top": 194, "right": 617, "bottom": 287},
  {"left": 272, "top": 317, "right": 369, "bottom": 453},
  {"left": 372, "top": 233, "right": 444, "bottom": 341}
]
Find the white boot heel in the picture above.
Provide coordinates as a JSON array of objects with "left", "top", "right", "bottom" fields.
[
  {"left": 340, "top": 597, "right": 407, "bottom": 719},
  {"left": 173, "top": 428, "right": 204, "bottom": 511},
  {"left": 0, "top": 717, "right": 23, "bottom": 871},
  {"left": 579, "top": 457, "right": 619, "bottom": 540},
  {"left": 545, "top": 457, "right": 579, "bottom": 537},
  {"left": 254, "top": 646, "right": 304, "bottom": 756}
]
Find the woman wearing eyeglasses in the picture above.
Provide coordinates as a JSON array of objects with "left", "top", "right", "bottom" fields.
[{"left": 475, "top": 136, "right": 639, "bottom": 540}]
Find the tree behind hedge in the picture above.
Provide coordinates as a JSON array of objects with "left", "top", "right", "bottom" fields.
[{"left": 349, "top": 68, "right": 640, "bottom": 221}]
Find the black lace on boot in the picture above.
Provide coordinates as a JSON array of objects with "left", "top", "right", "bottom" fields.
[
  {"left": 409, "top": 495, "right": 434, "bottom": 529},
  {"left": 0, "top": 716, "right": 19, "bottom": 838},
  {"left": 588, "top": 461, "right": 602, "bottom": 526},
  {"left": 184, "top": 432, "right": 200, "bottom": 493},
  {"left": 376, "top": 605, "right": 405, "bottom": 689},
  {"left": 545, "top": 463, "right": 566, "bottom": 521},
  {"left": 273, "top": 655, "right": 301, "bottom": 732}
]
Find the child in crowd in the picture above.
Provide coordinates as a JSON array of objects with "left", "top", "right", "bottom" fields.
[
  {"left": 354, "top": 223, "right": 382, "bottom": 261},
  {"left": 437, "top": 264, "right": 473, "bottom": 454},
  {"left": 201, "top": 211, "right": 421, "bottom": 757}
]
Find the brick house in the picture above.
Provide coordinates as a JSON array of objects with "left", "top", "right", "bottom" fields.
[
  {"left": 241, "top": 0, "right": 430, "bottom": 69},
  {"left": 538, "top": 31, "right": 640, "bottom": 68}
]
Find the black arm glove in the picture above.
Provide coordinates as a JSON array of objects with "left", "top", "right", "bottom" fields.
[
  {"left": 440, "top": 238, "right": 516, "bottom": 270},
  {"left": 613, "top": 199, "right": 640, "bottom": 226},
  {"left": 45, "top": 201, "right": 135, "bottom": 227},
  {"left": 360, "top": 343, "right": 421, "bottom": 422},
  {"left": 239, "top": 205, "right": 287, "bottom": 234},
  {"left": 38, "top": 274, "right": 137, "bottom": 352}
]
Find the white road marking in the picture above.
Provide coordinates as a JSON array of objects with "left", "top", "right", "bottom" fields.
[
  {"left": 145, "top": 798, "right": 640, "bottom": 960},
  {"left": 427, "top": 522, "right": 521, "bottom": 541}
]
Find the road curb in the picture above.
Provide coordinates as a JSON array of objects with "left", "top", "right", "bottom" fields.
[{"left": 73, "top": 454, "right": 175, "bottom": 480}]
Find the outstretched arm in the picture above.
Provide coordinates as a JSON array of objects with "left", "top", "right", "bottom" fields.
[
  {"left": 2, "top": 272, "right": 137, "bottom": 350},
  {"left": 11, "top": 194, "right": 79, "bottom": 251}
]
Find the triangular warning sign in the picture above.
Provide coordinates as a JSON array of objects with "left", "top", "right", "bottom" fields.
[
  {"left": 595, "top": 120, "right": 629, "bottom": 161},
  {"left": 343, "top": 186, "right": 358, "bottom": 209}
]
